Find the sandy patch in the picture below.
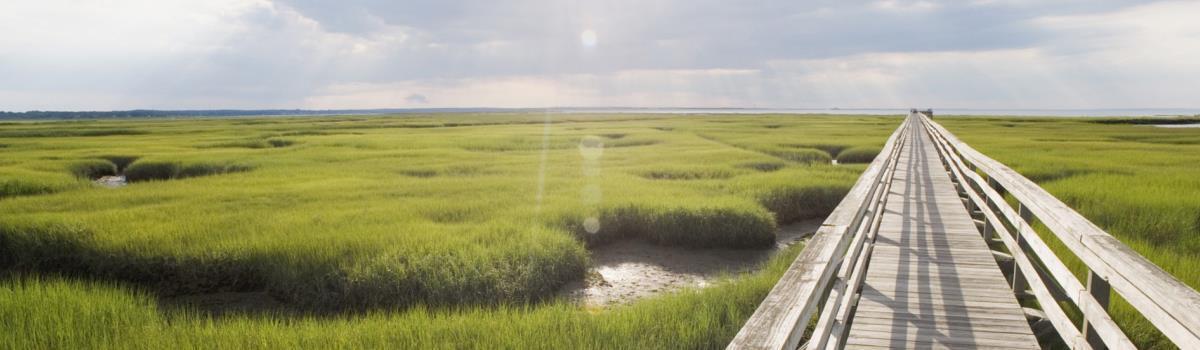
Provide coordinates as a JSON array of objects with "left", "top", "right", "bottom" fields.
[
  {"left": 95, "top": 175, "right": 127, "bottom": 188},
  {"left": 560, "top": 218, "right": 823, "bottom": 307}
]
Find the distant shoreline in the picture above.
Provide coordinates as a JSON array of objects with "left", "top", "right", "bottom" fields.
[{"left": 1, "top": 107, "right": 1198, "bottom": 120}]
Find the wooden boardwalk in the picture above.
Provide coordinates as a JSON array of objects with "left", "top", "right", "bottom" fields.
[
  {"left": 843, "top": 119, "right": 1038, "bottom": 349},
  {"left": 730, "top": 112, "right": 1200, "bottom": 350}
]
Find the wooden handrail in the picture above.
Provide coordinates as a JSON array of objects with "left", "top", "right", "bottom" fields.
[
  {"left": 728, "top": 115, "right": 912, "bottom": 350},
  {"left": 920, "top": 114, "right": 1200, "bottom": 349},
  {"left": 918, "top": 116, "right": 1123, "bottom": 349}
]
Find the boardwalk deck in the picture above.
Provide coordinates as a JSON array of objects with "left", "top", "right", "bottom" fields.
[
  {"left": 731, "top": 113, "right": 1200, "bottom": 349},
  {"left": 843, "top": 119, "right": 1039, "bottom": 349}
]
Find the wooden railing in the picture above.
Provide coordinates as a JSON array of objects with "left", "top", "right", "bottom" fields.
[
  {"left": 919, "top": 113, "right": 1200, "bottom": 349},
  {"left": 727, "top": 115, "right": 913, "bottom": 349},
  {"left": 730, "top": 113, "right": 1200, "bottom": 349}
]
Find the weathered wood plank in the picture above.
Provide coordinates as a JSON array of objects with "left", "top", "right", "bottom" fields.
[
  {"left": 852, "top": 315, "right": 1033, "bottom": 330},
  {"left": 862, "top": 284, "right": 1017, "bottom": 298},
  {"left": 846, "top": 331, "right": 1039, "bottom": 349},
  {"left": 851, "top": 307, "right": 1029, "bottom": 323},
  {"left": 845, "top": 119, "right": 1038, "bottom": 349},
  {"left": 849, "top": 323, "right": 1042, "bottom": 340}
]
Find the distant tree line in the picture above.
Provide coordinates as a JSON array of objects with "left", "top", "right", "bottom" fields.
[
  {"left": 0, "top": 109, "right": 430, "bottom": 120},
  {"left": 1090, "top": 115, "right": 1200, "bottom": 125}
]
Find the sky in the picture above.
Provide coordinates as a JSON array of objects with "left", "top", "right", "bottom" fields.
[{"left": 1, "top": 0, "right": 1197, "bottom": 111}]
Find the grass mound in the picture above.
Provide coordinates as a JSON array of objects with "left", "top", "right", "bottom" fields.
[
  {"left": 1110, "top": 134, "right": 1200, "bottom": 145},
  {"left": 398, "top": 165, "right": 490, "bottom": 178},
  {"left": 736, "top": 162, "right": 786, "bottom": 172},
  {"left": 336, "top": 225, "right": 587, "bottom": 309},
  {"left": 1018, "top": 167, "right": 1099, "bottom": 182},
  {"left": 636, "top": 167, "right": 737, "bottom": 180},
  {"left": 552, "top": 200, "right": 777, "bottom": 248},
  {"left": 206, "top": 138, "right": 296, "bottom": 149},
  {"left": 733, "top": 169, "right": 854, "bottom": 224},
  {"left": 267, "top": 139, "right": 295, "bottom": 148},
  {"left": 0, "top": 221, "right": 587, "bottom": 311},
  {"left": 0, "top": 178, "right": 63, "bottom": 198},
  {"left": 751, "top": 183, "right": 849, "bottom": 224},
  {"left": 398, "top": 169, "right": 438, "bottom": 178},
  {"left": 762, "top": 147, "right": 832, "bottom": 164},
  {"left": 67, "top": 160, "right": 117, "bottom": 179},
  {"left": 606, "top": 138, "right": 660, "bottom": 148},
  {"left": 0, "top": 169, "right": 79, "bottom": 199},
  {"left": 1090, "top": 116, "right": 1200, "bottom": 125},
  {"left": 0, "top": 128, "right": 147, "bottom": 138},
  {"left": 835, "top": 146, "right": 880, "bottom": 164},
  {"left": 125, "top": 161, "right": 253, "bottom": 182},
  {"left": 785, "top": 143, "right": 849, "bottom": 158}
]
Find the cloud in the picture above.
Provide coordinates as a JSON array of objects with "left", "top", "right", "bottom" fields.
[{"left": 0, "top": 0, "right": 1195, "bottom": 110}]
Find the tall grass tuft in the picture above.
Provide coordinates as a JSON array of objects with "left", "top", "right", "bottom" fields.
[
  {"left": 835, "top": 146, "right": 880, "bottom": 164},
  {"left": 124, "top": 161, "right": 253, "bottom": 182}
]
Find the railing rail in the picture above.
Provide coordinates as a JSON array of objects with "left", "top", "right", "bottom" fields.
[
  {"left": 727, "top": 115, "right": 912, "bottom": 350},
  {"left": 919, "top": 113, "right": 1200, "bottom": 349}
]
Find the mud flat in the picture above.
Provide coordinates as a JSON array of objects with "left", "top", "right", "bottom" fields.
[{"left": 561, "top": 218, "right": 822, "bottom": 307}]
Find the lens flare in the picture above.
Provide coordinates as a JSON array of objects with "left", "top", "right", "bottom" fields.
[
  {"left": 580, "top": 29, "right": 597, "bottom": 48},
  {"left": 583, "top": 217, "right": 601, "bottom": 234}
]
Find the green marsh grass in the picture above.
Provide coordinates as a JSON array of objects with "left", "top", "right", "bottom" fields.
[
  {"left": 1, "top": 242, "right": 802, "bottom": 349},
  {"left": 0, "top": 113, "right": 899, "bottom": 346}
]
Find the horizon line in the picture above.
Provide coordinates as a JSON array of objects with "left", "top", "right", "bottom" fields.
[{"left": 5, "top": 106, "right": 1200, "bottom": 113}]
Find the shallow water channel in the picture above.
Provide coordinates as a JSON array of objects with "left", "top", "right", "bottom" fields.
[
  {"left": 559, "top": 218, "right": 823, "bottom": 307},
  {"left": 160, "top": 218, "right": 823, "bottom": 315}
]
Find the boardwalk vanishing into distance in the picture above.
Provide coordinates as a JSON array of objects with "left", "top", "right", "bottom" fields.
[
  {"left": 843, "top": 118, "right": 1037, "bottom": 349},
  {"left": 729, "top": 113, "right": 1200, "bottom": 349}
]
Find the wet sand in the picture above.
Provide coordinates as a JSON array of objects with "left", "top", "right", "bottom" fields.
[{"left": 560, "top": 218, "right": 823, "bottom": 307}]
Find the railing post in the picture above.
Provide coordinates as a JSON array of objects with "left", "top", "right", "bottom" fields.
[
  {"left": 982, "top": 218, "right": 994, "bottom": 240},
  {"left": 1012, "top": 203, "right": 1032, "bottom": 295},
  {"left": 1083, "top": 271, "right": 1112, "bottom": 350}
]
